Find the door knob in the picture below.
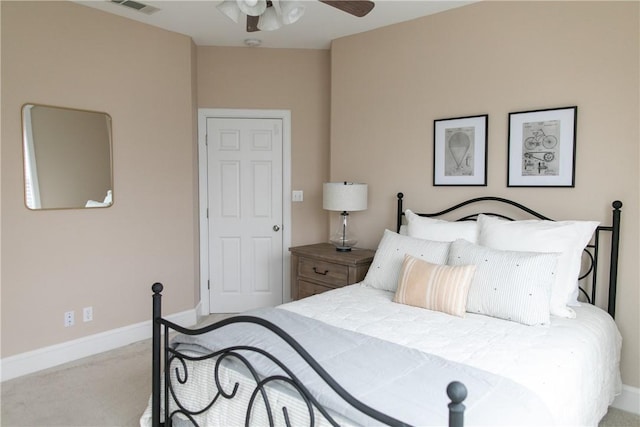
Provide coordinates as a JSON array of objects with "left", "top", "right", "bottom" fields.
[{"left": 273, "top": 225, "right": 280, "bottom": 232}]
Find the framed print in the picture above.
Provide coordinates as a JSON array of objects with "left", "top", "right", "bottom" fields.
[
  {"left": 433, "top": 114, "right": 488, "bottom": 186},
  {"left": 508, "top": 106, "right": 577, "bottom": 187}
]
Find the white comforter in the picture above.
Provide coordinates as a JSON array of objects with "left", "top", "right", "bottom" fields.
[
  {"left": 280, "top": 284, "right": 622, "bottom": 427},
  {"left": 167, "top": 307, "right": 554, "bottom": 426}
]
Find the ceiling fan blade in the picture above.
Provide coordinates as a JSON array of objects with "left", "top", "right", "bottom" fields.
[
  {"left": 319, "top": 0, "right": 374, "bottom": 17},
  {"left": 247, "top": 14, "right": 260, "bottom": 32}
]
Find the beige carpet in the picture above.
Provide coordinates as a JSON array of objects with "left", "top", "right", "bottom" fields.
[
  {"left": 2, "top": 315, "right": 638, "bottom": 427},
  {"left": 2, "top": 339, "right": 151, "bottom": 426}
]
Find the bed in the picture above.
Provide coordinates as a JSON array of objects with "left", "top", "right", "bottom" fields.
[{"left": 142, "top": 193, "right": 623, "bottom": 427}]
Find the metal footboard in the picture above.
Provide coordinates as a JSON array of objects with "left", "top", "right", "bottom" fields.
[{"left": 151, "top": 283, "right": 467, "bottom": 427}]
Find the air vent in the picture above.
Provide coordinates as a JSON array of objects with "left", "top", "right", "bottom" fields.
[{"left": 110, "top": 0, "right": 160, "bottom": 15}]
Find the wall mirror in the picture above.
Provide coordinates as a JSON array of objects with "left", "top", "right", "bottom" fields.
[{"left": 22, "top": 104, "right": 113, "bottom": 210}]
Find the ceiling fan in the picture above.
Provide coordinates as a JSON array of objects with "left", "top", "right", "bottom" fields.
[{"left": 217, "top": 0, "right": 375, "bottom": 33}]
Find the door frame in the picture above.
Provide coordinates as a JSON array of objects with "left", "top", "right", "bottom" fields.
[{"left": 197, "top": 108, "right": 292, "bottom": 316}]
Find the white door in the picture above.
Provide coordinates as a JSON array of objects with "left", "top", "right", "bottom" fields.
[{"left": 207, "top": 117, "right": 284, "bottom": 313}]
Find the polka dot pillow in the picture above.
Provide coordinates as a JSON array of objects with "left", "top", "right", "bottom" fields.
[{"left": 448, "top": 239, "right": 559, "bottom": 326}]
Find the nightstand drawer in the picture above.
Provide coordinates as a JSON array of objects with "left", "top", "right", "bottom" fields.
[
  {"left": 298, "top": 257, "right": 349, "bottom": 286},
  {"left": 298, "top": 280, "right": 334, "bottom": 299},
  {"left": 289, "top": 243, "right": 375, "bottom": 301}
]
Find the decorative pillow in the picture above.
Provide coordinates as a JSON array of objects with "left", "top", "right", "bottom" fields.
[
  {"left": 477, "top": 214, "right": 599, "bottom": 318},
  {"left": 362, "top": 230, "right": 450, "bottom": 292},
  {"left": 448, "top": 239, "right": 558, "bottom": 326},
  {"left": 405, "top": 209, "right": 478, "bottom": 243},
  {"left": 394, "top": 254, "right": 475, "bottom": 317}
]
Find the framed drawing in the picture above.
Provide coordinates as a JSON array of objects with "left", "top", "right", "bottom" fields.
[
  {"left": 508, "top": 106, "right": 577, "bottom": 187},
  {"left": 433, "top": 114, "right": 488, "bottom": 186}
]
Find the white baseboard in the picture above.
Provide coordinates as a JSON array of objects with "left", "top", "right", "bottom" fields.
[
  {"left": 195, "top": 299, "right": 206, "bottom": 319},
  {"left": 0, "top": 308, "right": 197, "bottom": 382},
  {"left": 612, "top": 384, "right": 640, "bottom": 415}
]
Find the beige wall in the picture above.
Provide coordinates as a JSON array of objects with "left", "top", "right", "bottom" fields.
[
  {"left": 1, "top": 2, "right": 198, "bottom": 356},
  {"left": 330, "top": 1, "right": 639, "bottom": 387},
  {"left": 197, "top": 46, "right": 331, "bottom": 246}
]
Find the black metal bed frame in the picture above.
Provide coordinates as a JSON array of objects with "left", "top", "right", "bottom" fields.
[
  {"left": 151, "top": 194, "right": 622, "bottom": 427},
  {"left": 395, "top": 193, "right": 622, "bottom": 318}
]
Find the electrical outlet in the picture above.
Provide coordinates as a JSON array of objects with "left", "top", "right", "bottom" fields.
[
  {"left": 64, "top": 311, "right": 75, "bottom": 327},
  {"left": 83, "top": 306, "right": 93, "bottom": 322}
]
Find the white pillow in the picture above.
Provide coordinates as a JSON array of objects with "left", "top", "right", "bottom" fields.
[
  {"left": 477, "top": 214, "right": 599, "bottom": 318},
  {"left": 448, "top": 239, "right": 558, "bottom": 326},
  {"left": 362, "top": 229, "right": 450, "bottom": 292},
  {"left": 405, "top": 209, "right": 478, "bottom": 243}
]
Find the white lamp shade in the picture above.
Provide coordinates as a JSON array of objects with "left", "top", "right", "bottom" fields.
[
  {"left": 279, "top": 1, "right": 305, "bottom": 25},
  {"left": 257, "top": 6, "right": 282, "bottom": 31},
  {"left": 217, "top": 0, "right": 242, "bottom": 23},
  {"left": 237, "top": 0, "right": 267, "bottom": 16},
  {"left": 323, "top": 182, "right": 368, "bottom": 212}
]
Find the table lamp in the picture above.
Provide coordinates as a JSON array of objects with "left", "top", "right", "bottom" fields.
[{"left": 323, "top": 182, "right": 368, "bottom": 251}]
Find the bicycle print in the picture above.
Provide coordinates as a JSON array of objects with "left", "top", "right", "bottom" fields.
[
  {"left": 507, "top": 106, "right": 576, "bottom": 187},
  {"left": 522, "top": 120, "right": 560, "bottom": 176},
  {"left": 524, "top": 129, "right": 557, "bottom": 151}
]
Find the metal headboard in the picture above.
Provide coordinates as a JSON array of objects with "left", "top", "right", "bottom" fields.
[{"left": 395, "top": 193, "right": 622, "bottom": 318}]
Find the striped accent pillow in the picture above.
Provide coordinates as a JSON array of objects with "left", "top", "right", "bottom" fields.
[
  {"left": 394, "top": 254, "right": 476, "bottom": 317},
  {"left": 448, "top": 239, "right": 558, "bottom": 326}
]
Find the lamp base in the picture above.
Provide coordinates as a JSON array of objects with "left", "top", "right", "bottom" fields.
[{"left": 329, "top": 211, "right": 357, "bottom": 252}]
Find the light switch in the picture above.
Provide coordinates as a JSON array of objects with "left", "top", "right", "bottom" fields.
[{"left": 292, "top": 190, "right": 304, "bottom": 202}]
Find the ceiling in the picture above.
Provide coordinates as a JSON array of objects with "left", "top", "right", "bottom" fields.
[{"left": 75, "top": 0, "right": 475, "bottom": 49}]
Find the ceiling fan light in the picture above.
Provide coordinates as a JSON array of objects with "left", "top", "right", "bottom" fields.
[
  {"left": 279, "top": 1, "right": 304, "bottom": 25},
  {"left": 216, "top": 0, "right": 241, "bottom": 23},
  {"left": 257, "top": 6, "right": 282, "bottom": 31},
  {"left": 237, "top": 0, "right": 267, "bottom": 16}
]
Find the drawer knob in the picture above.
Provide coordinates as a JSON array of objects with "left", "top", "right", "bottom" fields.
[{"left": 313, "top": 267, "right": 329, "bottom": 275}]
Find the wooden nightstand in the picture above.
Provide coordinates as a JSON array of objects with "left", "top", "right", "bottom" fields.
[{"left": 289, "top": 243, "right": 376, "bottom": 300}]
